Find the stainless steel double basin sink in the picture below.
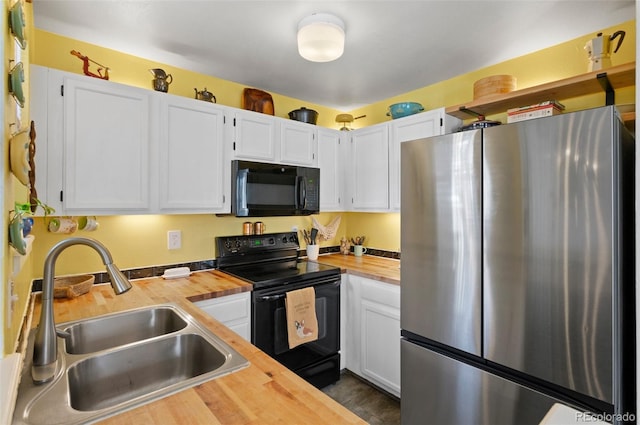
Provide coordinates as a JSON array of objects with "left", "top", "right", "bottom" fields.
[{"left": 13, "top": 304, "right": 249, "bottom": 424}]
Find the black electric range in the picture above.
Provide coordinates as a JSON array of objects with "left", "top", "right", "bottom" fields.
[{"left": 215, "top": 232, "right": 342, "bottom": 388}]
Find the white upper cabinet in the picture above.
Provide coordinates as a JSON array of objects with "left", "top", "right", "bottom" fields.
[
  {"left": 279, "top": 120, "right": 317, "bottom": 166},
  {"left": 62, "top": 76, "right": 152, "bottom": 213},
  {"left": 32, "top": 64, "right": 459, "bottom": 217},
  {"left": 230, "top": 109, "right": 277, "bottom": 162},
  {"left": 318, "top": 128, "right": 346, "bottom": 211},
  {"left": 158, "top": 94, "right": 228, "bottom": 213},
  {"left": 31, "top": 65, "right": 230, "bottom": 215},
  {"left": 349, "top": 123, "right": 389, "bottom": 211},
  {"left": 31, "top": 65, "right": 64, "bottom": 214},
  {"left": 388, "top": 108, "right": 461, "bottom": 210},
  {"left": 346, "top": 109, "right": 460, "bottom": 213},
  {"left": 231, "top": 109, "right": 319, "bottom": 167}
]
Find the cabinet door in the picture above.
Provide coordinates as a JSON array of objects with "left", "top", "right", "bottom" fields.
[
  {"left": 280, "top": 120, "right": 317, "bottom": 166},
  {"left": 227, "top": 322, "right": 251, "bottom": 342},
  {"left": 232, "top": 110, "right": 277, "bottom": 162},
  {"left": 340, "top": 274, "right": 347, "bottom": 370},
  {"left": 318, "top": 128, "right": 346, "bottom": 211},
  {"left": 389, "top": 109, "right": 445, "bottom": 211},
  {"left": 31, "top": 65, "right": 65, "bottom": 214},
  {"left": 350, "top": 123, "right": 389, "bottom": 211},
  {"left": 343, "top": 274, "right": 362, "bottom": 374},
  {"left": 158, "top": 95, "right": 227, "bottom": 212},
  {"left": 360, "top": 277, "right": 401, "bottom": 397},
  {"left": 63, "top": 77, "right": 151, "bottom": 212}
]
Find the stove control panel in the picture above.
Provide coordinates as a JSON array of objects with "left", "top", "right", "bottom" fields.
[{"left": 216, "top": 232, "right": 299, "bottom": 257}]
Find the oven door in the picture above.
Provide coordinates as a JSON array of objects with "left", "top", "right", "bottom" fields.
[{"left": 252, "top": 276, "right": 340, "bottom": 373}]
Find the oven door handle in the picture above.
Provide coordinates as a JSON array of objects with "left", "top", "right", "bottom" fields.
[
  {"left": 255, "top": 279, "right": 340, "bottom": 302},
  {"left": 256, "top": 294, "right": 287, "bottom": 302}
]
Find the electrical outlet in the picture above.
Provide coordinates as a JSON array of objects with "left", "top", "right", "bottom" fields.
[{"left": 167, "top": 230, "right": 181, "bottom": 250}]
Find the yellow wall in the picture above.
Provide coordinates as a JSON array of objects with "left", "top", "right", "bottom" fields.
[
  {"left": 2, "top": 10, "right": 635, "bottom": 354},
  {"left": 350, "top": 20, "right": 636, "bottom": 129},
  {"left": 32, "top": 29, "right": 343, "bottom": 129},
  {"left": 27, "top": 211, "right": 397, "bottom": 278},
  {"left": 346, "top": 212, "right": 400, "bottom": 253},
  {"left": 28, "top": 213, "right": 347, "bottom": 277}
]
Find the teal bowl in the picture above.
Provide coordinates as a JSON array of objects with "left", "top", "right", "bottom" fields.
[{"left": 387, "top": 102, "right": 424, "bottom": 119}]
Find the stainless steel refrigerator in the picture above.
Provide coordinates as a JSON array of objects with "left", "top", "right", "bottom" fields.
[{"left": 400, "top": 105, "right": 635, "bottom": 424}]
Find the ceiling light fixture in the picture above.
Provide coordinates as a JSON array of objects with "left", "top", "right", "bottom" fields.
[{"left": 297, "top": 13, "right": 345, "bottom": 62}]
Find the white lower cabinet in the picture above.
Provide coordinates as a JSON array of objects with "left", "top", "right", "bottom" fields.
[
  {"left": 340, "top": 275, "right": 347, "bottom": 370},
  {"left": 360, "top": 278, "right": 401, "bottom": 397},
  {"left": 343, "top": 274, "right": 401, "bottom": 398},
  {"left": 342, "top": 274, "right": 362, "bottom": 371},
  {"left": 193, "top": 292, "right": 251, "bottom": 341}
]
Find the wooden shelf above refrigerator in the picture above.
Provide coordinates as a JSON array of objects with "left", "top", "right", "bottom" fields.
[{"left": 445, "top": 61, "right": 635, "bottom": 120}]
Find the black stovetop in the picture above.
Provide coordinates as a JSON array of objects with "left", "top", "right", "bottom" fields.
[
  {"left": 215, "top": 232, "right": 340, "bottom": 290},
  {"left": 220, "top": 259, "right": 340, "bottom": 289}
]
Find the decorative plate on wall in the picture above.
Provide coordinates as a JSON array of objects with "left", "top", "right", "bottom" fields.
[
  {"left": 9, "top": 129, "right": 30, "bottom": 186},
  {"left": 8, "top": 61, "right": 25, "bottom": 108},
  {"left": 9, "top": 0, "right": 27, "bottom": 49}
]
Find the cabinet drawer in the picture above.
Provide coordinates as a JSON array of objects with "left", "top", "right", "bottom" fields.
[
  {"left": 360, "top": 278, "right": 400, "bottom": 309},
  {"left": 195, "top": 292, "right": 250, "bottom": 323},
  {"left": 227, "top": 322, "right": 251, "bottom": 342}
]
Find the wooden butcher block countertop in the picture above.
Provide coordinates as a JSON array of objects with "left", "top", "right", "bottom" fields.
[
  {"left": 315, "top": 253, "right": 401, "bottom": 285},
  {"left": 28, "top": 269, "right": 366, "bottom": 425}
]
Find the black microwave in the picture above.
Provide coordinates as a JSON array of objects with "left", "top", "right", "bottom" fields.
[{"left": 231, "top": 160, "right": 320, "bottom": 217}]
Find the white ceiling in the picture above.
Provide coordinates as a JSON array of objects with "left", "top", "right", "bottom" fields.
[{"left": 32, "top": 0, "right": 635, "bottom": 111}]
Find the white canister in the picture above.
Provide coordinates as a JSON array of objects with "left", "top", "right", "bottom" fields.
[{"left": 306, "top": 245, "right": 319, "bottom": 261}]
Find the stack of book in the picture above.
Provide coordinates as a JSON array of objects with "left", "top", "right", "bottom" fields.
[{"left": 507, "top": 101, "right": 565, "bottom": 123}]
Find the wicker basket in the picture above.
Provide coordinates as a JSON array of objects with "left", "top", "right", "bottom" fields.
[{"left": 54, "top": 274, "right": 95, "bottom": 299}]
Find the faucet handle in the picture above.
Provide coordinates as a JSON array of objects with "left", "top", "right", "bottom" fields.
[{"left": 56, "top": 329, "right": 71, "bottom": 340}]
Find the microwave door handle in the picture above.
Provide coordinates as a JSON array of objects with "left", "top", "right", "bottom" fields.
[
  {"left": 296, "top": 176, "right": 307, "bottom": 209},
  {"left": 237, "top": 169, "right": 249, "bottom": 216}
]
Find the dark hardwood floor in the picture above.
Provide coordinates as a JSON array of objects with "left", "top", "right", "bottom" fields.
[{"left": 322, "top": 371, "right": 400, "bottom": 425}]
